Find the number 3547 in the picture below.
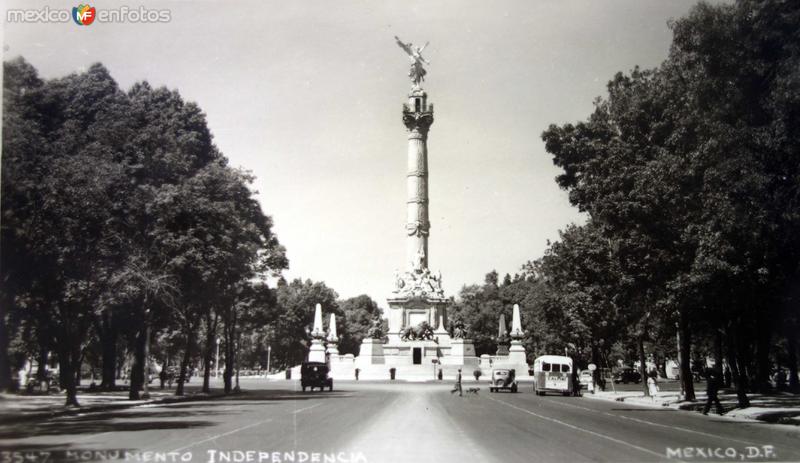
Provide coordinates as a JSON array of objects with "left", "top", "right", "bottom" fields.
[{"left": 0, "top": 451, "right": 51, "bottom": 463}]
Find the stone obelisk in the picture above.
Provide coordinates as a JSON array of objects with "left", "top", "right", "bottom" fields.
[
  {"left": 326, "top": 313, "right": 339, "bottom": 356},
  {"left": 508, "top": 304, "right": 527, "bottom": 365},
  {"left": 308, "top": 303, "right": 326, "bottom": 363},
  {"left": 497, "top": 313, "right": 510, "bottom": 356}
]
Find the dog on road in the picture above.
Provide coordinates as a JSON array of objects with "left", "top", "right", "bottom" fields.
[{"left": 465, "top": 387, "right": 480, "bottom": 395}]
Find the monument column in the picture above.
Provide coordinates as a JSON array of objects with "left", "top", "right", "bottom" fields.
[
  {"left": 386, "top": 37, "right": 447, "bottom": 346},
  {"left": 403, "top": 90, "right": 434, "bottom": 271}
]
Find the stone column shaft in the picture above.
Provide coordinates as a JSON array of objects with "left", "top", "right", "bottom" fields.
[
  {"left": 407, "top": 130, "right": 429, "bottom": 269},
  {"left": 403, "top": 90, "right": 433, "bottom": 271}
]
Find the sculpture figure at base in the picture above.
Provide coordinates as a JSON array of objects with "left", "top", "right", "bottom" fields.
[
  {"left": 366, "top": 317, "right": 385, "bottom": 340},
  {"left": 451, "top": 320, "right": 469, "bottom": 340}
]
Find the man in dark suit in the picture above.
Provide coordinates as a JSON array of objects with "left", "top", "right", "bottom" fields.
[
  {"left": 451, "top": 368, "right": 463, "bottom": 396},
  {"left": 702, "top": 368, "right": 724, "bottom": 415}
]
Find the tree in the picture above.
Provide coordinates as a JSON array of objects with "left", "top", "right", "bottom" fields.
[
  {"left": 236, "top": 282, "right": 278, "bottom": 372},
  {"left": 665, "top": 0, "right": 800, "bottom": 399},
  {"left": 117, "top": 82, "right": 227, "bottom": 399},
  {"left": 270, "top": 279, "right": 339, "bottom": 369},
  {"left": 536, "top": 223, "right": 633, "bottom": 389},
  {"left": 541, "top": 0, "right": 800, "bottom": 404},
  {"left": 1, "top": 57, "right": 46, "bottom": 391},
  {"left": 448, "top": 270, "right": 557, "bottom": 360},
  {"left": 145, "top": 163, "right": 287, "bottom": 394},
  {"left": 338, "top": 295, "right": 382, "bottom": 355},
  {"left": 1, "top": 59, "right": 288, "bottom": 404},
  {"left": 2, "top": 60, "right": 134, "bottom": 405},
  {"left": 449, "top": 281, "right": 506, "bottom": 356},
  {"left": 542, "top": 64, "right": 709, "bottom": 399}
]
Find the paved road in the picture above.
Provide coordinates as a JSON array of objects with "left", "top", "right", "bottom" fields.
[{"left": 1, "top": 380, "right": 798, "bottom": 463}]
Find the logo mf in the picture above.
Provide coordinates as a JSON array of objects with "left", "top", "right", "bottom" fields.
[{"left": 72, "top": 4, "right": 96, "bottom": 25}]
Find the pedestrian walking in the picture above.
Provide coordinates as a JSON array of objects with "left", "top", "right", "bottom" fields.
[
  {"left": 702, "top": 368, "right": 724, "bottom": 415},
  {"left": 451, "top": 368, "right": 463, "bottom": 396},
  {"left": 647, "top": 375, "right": 659, "bottom": 397},
  {"left": 571, "top": 367, "right": 581, "bottom": 397},
  {"left": 775, "top": 368, "right": 787, "bottom": 391}
]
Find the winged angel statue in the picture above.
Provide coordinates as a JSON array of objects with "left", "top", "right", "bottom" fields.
[{"left": 394, "top": 36, "right": 430, "bottom": 86}]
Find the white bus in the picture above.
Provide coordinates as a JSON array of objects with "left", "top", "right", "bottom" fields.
[{"left": 533, "top": 355, "right": 573, "bottom": 396}]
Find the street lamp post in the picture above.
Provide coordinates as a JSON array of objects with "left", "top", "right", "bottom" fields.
[
  {"left": 675, "top": 322, "right": 684, "bottom": 399},
  {"left": 234, "top": 338, "right": 240, "bottom": 392},
  {"left": 266, "top": 345, "right": 271, "bottom": 377},
  {"left": 142, "top": 308, "right": 151, "bottom": 400},
  {"left": 215, "top": 338, "right": 220, "bottom": 379}
]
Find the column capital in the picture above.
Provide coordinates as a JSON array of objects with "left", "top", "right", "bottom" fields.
[{"left": 403, "top": 109, "right": 434, "bottom": 134}]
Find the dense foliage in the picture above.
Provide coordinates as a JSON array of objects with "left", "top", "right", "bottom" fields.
[
  {"left": 0, "top": 59, "right": 381, "bottom": 404},
  {"left": 445, "top": 0, "right": 800, "bottom": 404},
  {"left": 537, "top": 0, "right": 800, "bottom": 401}
]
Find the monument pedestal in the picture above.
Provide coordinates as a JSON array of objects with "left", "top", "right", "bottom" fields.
[
  {"left": 326, "top": 343, "right": 339, "bottom": 356},
  {"left": 357, "top": 338, "right": 385, "bottom": 365},
  {"left": 386, "top": 294, "right": 448, "bottom": 340},
  {"left": 443, "top": 338, "right": 479, "bottom": 366},
  {"left": 490, "top": 340, "right": 530, "bottom": 377},
  {"left": 508, "top": 340, "right": 527, "bottom": 364},
  {"left": 449, "top": 338, "right": 475, "bottom": 357},
  {"left": 308, "top": 339, "right": 326, "bottom": 363}
]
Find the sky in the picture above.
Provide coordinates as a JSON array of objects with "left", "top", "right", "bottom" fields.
[{"left": 2, "top": 0, "right": 710, "bottom": 305}]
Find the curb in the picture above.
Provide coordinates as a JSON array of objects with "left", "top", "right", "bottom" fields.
[
  {"left": 583, "top": 392, "right": 698, "bottom": 409},
  {"left": 581, "top": 392, "right": 800, "bottom": 427}
]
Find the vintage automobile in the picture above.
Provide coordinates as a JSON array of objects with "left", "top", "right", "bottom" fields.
[
  {"left": 579, "top": 370, "right": 593, "bottom": 387},
  {"left": 613, "top": 368, "right": 642, "bottom": 384},
  {"left": 300, "top": 362, "right": 333, "bottom": 392},
  {"left": 489, "top": 368, "right": 518, "bottom": 393}
]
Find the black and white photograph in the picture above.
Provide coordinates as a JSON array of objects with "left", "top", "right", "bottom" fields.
[{"left": 1, "top": 1, "right": 799, "bottom": 462}]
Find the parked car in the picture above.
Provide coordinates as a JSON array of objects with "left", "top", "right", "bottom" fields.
[
  {"left": 489, "top": 368, "right": 518, "bottom": 393},
  {"left": 579, "top": 370, "right": 593, "bottom": 387},
  {"left": 300, "top": 362, "right": 333, "bottom": 392},
  {"left": 25, "top": 373, "right": 61, "bottom": 394},
  {"left": 613, "top": 368, "right": 642, "bottom": 384}
]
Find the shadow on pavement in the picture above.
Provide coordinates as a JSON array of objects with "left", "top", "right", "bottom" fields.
[
  {"left": 0, "top": 408, "right": 221, "bottom": 439},
  {"left": 0, "top": 389, "right": 357, "bottom": 440},
  {"left": 185, "top": 389, "right": 357, "bottom": 403}
]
